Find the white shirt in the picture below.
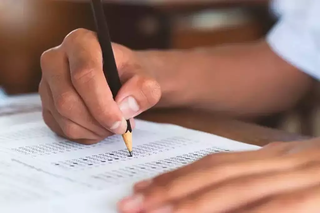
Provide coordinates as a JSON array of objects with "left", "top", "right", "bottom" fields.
[{"left": 267, "top": 0, "right": 320, "bottom": 79}]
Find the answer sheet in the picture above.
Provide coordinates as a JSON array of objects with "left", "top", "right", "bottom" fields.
[{"left": 0, "top": 95, "right": 259, "bottom": 213}]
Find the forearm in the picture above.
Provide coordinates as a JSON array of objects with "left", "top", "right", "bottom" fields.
[{"left": 137, "top": 40, "right": 314, "bottom": 118}]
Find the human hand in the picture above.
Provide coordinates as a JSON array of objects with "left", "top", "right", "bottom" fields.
[
  {"left": 118, "top": 138, "right": 320, "bottom": 213},
  {"left": 39, "top": 29, "right": 161, "bottom": 144}
]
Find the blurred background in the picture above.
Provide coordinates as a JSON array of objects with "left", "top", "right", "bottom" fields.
[{"left": 0, "top": 0, "right": 318, "bottom": 136}]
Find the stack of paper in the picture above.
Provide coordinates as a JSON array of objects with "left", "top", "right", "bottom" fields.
[{"left": 0, "top": 94, "right": 259, "bottom": 213}]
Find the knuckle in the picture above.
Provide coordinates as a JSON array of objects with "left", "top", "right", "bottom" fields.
[
  {"left": 95, "top": 106, "right": 119, "bottom": 125},
  {"left": 139, "top": 78, "right": 161, "bottom": 107},
  {"left": 62, "top": 122, "right": 80, "bottom": 139},
  {"left": 55, "top": 92, "right": 75, "bottom": 117},
  {"left": 71, "top": 66, "right": 96, "bottom": 85},
  {"left": 40, "top": 47, "right": 61, "bottom": 71},
  {"left": 63, "top": 28, "right": 96, "bottom": 47},
  {"left": 112, "top": 44, "right": 132, "bottom": 71}
]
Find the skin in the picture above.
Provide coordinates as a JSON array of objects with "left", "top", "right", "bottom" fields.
[
  {"left": 138, "top": 41, "right": 312, "bottom": 118},
  {"left": 39, "top": 28, "right": 317, "bottom": 212},
  {"left": 40, "top": 29, "right": 161, "bottom": 144},
  {"left": 39, "top": 28, "right": 312, "bottom": 143},
  {"left": 118, "top": 139, "right": 320, "bottom": 213}
]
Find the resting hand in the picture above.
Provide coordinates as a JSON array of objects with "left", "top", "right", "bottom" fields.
[{"left": 119, "top": 138, "right": 320, "bottom": 213}]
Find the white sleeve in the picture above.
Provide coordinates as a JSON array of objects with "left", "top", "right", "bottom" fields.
[{"left": 267, "top": 0, "right": 320, "bottom": 80}]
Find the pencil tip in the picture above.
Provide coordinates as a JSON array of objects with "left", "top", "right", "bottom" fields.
[{"left": 129, "top": 151, "right": 133, "bottom": 157}]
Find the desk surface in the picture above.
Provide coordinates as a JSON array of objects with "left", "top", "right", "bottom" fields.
[{"left": 139, "top": 109, "right": 309, "bottom": 147}]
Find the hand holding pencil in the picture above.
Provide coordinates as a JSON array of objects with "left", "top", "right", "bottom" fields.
[
  {"left": 39, "top": 29, "right": 161, "bottom": 149},
  {"left": 90, "top": 0, "right": 134, "bottom": 155}
]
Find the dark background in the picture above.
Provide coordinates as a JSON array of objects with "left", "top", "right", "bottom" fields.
[{"left": 3, "top": 0, "right": 315, "bottom": 136}]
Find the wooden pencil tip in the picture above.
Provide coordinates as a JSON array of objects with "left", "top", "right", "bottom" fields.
[{"left": 122, "top": 131, "right": 132, "bottom": 153}]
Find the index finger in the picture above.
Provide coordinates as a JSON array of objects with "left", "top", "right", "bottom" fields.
[{"left": 63, "top": 29, "right": 127, "bottom": 134}]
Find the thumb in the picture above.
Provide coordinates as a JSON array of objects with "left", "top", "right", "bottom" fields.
[{"left": 116, "top": 75, "right": 161, "bottom": 119}]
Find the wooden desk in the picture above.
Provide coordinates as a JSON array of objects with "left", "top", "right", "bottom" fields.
[{"left": 139, "top": 109, "right": 309, "bottom": 147}]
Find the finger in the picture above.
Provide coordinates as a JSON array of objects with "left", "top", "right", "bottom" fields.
[
  {"left": 116, "top": 75, "right": 161, "bottom": 119},
  {"left": 237, "top": 185, "right": 320, "bottom": 213},
  {"left": 134, "top": 142, "right": 293, "bottom": 192},
  {"left": 133, "top": 148, "right": 278, "bottom": 193},
  {"left": 39, "top": 79, "right": 64, "bottom": 137},
  {"left": 133, "top": 149, "right": 266, "bottom": 191},
  {"left": 131, "top": 149, "right": 320, "bottom": 211},
  {"left": 42, "top": 109, "right": 64, "bottom": 137},
  {"left": 129, "top": 118, "right": 136, "bottom": 129},
  {"left": 147, "top": 162, "right": 320, "bottom": 213},
  {"left": 262, "top": 141, "right": 296, "bottom": 154},
  {"left": 119, "top": 149, "right": 278, "bottom": 212},
  {"left": 39, "top": 79, "right": 101, "bottom": 143},
  {"left": 42, "top": 110, "right": 99, "bottom": 144},
  {"left": 62, "top": 29, "right": 127, "bottom": 134},
  {"left": 135, "top": 143, "right": 294, "bottom": 190},
  {"left": 41, "top": 46, "right": 112, "bottom": 139},
  {"left": 42, "top": 110, "right": 100, "bottom": 144}
]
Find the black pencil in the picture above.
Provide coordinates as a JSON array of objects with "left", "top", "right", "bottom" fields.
[{"left": 90, "top": 0, "right": 133, "bottom": 156}]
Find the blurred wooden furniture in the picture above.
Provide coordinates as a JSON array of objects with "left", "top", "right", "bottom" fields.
[
  {"left": 139, "top": 109, "right": 309, "bottom": 147},
  {"left": 8, "top": 0, "right": 311, "bottom": 137},
  {"left": 73, "top": 0, "right": 269, "bottom": 12},
  {"left": 0, "top": 0, "right": 271, "bottom": 95}
]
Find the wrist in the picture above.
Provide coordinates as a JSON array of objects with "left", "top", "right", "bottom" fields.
[{"left": 135, "top": 50, "right": 189, "bottom": 108}]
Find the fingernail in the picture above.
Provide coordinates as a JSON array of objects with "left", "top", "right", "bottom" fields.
[
  {"left": 110, "top": 117, "right": 127, "bottom": 133},
  {"left": 110, "top": 121, "right": 121, "bottom": 130},
  {"left": 149, "top": 205, "right": 173, "bottom": 213},
  {"left": 119, "top": 96, "right": 140, "bottom": 119},
  {"left": 135, "top": 179, "right": 152, "bottom": 191},
  {"left": 120, "top": 194, "right": 144, "bottom": 212}
]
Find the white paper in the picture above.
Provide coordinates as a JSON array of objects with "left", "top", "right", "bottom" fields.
[
  {"left": 0, "top": 93, "right": 42, "bottom": 122},
  {"left": 0, "top": 96, "right": 259, "bottom": 213}
]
